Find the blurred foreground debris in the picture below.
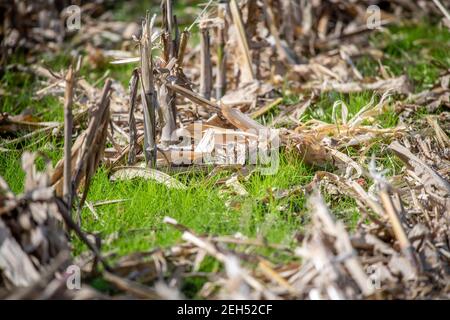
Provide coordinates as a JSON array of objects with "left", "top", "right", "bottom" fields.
[{"left": 1, "top": 0, "right": 449, "bottom": 300}]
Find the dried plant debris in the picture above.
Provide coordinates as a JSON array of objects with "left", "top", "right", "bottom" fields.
[
  {"left": 52, "top": 79, "right": 112, "bottom": 210},
  {"left": 0, "top": 0, "right": 136, "bottom": 65},
  {"left": 95, "top": 158, "right": 450, "bottom": 299},
  {"left": 0, "top": 152, "right": 112, "bottom": 299},
  {"left": 0, "top": 152, "right": 69, "bottom": 292},
  {"left": 1, "top": 0, "right": 450, "bottom": 300}
]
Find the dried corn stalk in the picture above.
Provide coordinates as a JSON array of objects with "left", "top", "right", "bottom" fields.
[
  {"left": 140, "top": 13, "right": 158, "bottom": 167},
  {"left": 52, "top": 79, "right": 112, "bottom": 218},
  {"left": 0, "top": 152, "right": 70, "bottom": 290}
]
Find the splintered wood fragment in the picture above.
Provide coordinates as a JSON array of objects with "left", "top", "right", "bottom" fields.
[
  {"left": 221, "top": 105, "right": 266, "bottom": 131},
  {"left": 63, "top": 65, "right": 75, "bottom": 208},
  {"left": 200, "top": 27, "right": 212, "bottom": 100},
  {"left": 166, "top": 83, "right": 221, "bottom": 112},
  {"left": 128, "top": 69, "right": 139, "bottom": 165},
  {"left": 229, "top": 0, "right": 254, "bottom": 82}
]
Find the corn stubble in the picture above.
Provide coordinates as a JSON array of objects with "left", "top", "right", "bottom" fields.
[{"left": 0, "top": 0, "right": 449, "bottom": 299}]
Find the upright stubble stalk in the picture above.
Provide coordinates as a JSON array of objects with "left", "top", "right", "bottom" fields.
[
  {"left": 140, "top": 14, "right": 157, "bottom": 167},
  {"left": 200, "top": 27, "right": 212, "bottom": 100},
  {"left": 63, "top": 65, "right": 75, "bottom": 212},
  {"left": 216, "top": 0, "right": 227, "bottom": 100},
  {"left": 160, "top": 0, "right": 178, "bottom": 147}
]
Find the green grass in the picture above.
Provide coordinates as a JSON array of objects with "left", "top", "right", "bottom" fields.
[
  {"left": 0, "top": 138, "right": 63, "bottom": 194},
  {"left": 113, "top": 0, "right": 201, "bottom": 31},
  {"left": 298, "top": 91, "right": 400, "bottom": 132},
  {"left": 357, "top": 22, "right": 450, "bottom": 92},
  {"left": 1, "top": 65, "right": 64, "bottom": 122},
  {"left": 0, "top": 51, "right": 131, "bottom": 121},
  {"left": 74, "top": 153, "right": 314, "bottom": 258},
  {"left": 39, "top": 51, "right": 137, "bottom": 88}
]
